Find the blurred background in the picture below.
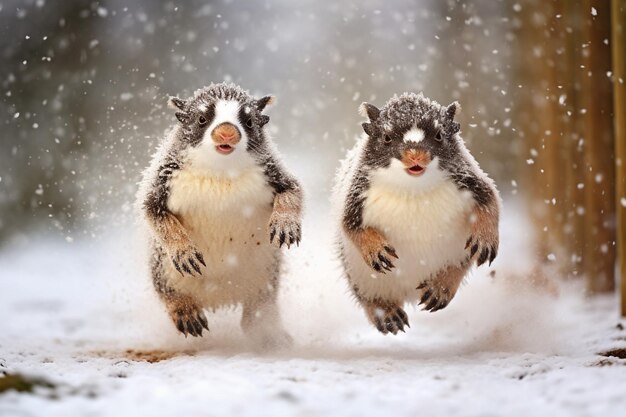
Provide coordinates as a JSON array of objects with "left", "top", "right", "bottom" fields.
[{"left": 0, "top": 0, "right": 624, "bottom": 308}]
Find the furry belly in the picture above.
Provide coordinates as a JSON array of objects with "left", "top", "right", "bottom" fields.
[
  {"left": 164, "top": 167, "right": 278, "bottom": 307},
  {"left": 342, "top": 181, "right": 473, "bottom": 302}
]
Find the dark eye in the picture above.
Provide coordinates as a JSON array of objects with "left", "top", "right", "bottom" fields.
[
  {"left": 435, "top": 129, "right": 442, "bottom": 141},
  {"left": 198, "top": 116, "right": 207, "bottom": 126},
  {"left": 384, "top": 135, "right": 392, "bottom": 144},
  {"left": 246, "top": 118, "right": 253, "bottom": 129}
]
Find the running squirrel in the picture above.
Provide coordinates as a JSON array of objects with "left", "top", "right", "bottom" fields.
[
  {"left": 138, "top": 83, "right": 302, "bottom": 348},
  {"left": 333, "top": 92, "right": 500, "bottom": 335}
]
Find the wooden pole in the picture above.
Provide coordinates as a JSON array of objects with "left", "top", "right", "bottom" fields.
[
  {"left": 562, "top": 1, "right": 587, "bottom": 278},
  {"left": 581, "top": 0, "right": 616, "bottom": 293},
  {"left": 551, "top": 1, "right": 585, "bottom": 278},
  {"left": 612, "top": 0, "right": 626, "bottom": 315}
]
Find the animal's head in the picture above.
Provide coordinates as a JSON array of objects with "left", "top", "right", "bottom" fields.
[
  {"left": 169, "top": 82, "right": 273, "bottom": 172},
  {"left": 359, "top": 93, "right": 461, "bottom": 190}
]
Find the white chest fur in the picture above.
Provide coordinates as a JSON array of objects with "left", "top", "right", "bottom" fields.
[
  {"left": 166, "top": 165, "right": 276, "bottom": 306},
  {"left": 168, "top": 165, "right": 273, "bottom": 217},
  {"left": 344, "top": 177, "right": 474, "bottom": 302}
]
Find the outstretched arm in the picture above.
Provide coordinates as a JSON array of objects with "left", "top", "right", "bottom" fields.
[
  {"left": 262, "top": 155, "right": 303, "bottom": 248},
  {"left": 450, "top": 166, "right": 500, "bottom": 267},
  {"left": 143, "top": 159, "right": 205, "bottom": 277}
]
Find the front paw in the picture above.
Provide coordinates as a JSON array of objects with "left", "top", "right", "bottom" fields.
[
  {"left": 355, "top": 228, "right": 398, "bottom": 274},
  {"left": 268, "top": 212, "right": 301, "bottom": 248},
  {"left": 465, "top": 230, "right": 499, "bottom": 267},
  {"left": 170, "top": 245, "right": 206, "bottom": 277},
  {"left": 364, "top": 243, "right": 398, "bottom": 274}
]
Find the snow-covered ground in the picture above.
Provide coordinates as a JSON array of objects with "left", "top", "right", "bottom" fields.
[{"left": 1, "top": 202, "right": 625, "bottom": 417}]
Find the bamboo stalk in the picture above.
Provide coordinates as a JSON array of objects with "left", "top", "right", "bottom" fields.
[
  {"left": 527, "top": 2, "right": 563, "bottom": 264},
  {"left": 517, "top": 2, "right": 552, "bottom": 261},
  {"left": 562, "top": 1, "right": 587, "bottom": 278},
  {"left": 581, "top": 0, "right": 616, "bottom": 293},
  {"left": 612, "top": 0, "right": 626, "bottom": 314}
]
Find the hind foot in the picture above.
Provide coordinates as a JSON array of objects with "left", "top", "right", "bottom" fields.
[
  {"left": 416, "top": 262, "right": 470, "bottom": 312},
  {"left": 363, "top": 299, "right": 409, "bottom": 335},
  {"left": 166, "top": 294, "right": 209, "bottom": 337}
]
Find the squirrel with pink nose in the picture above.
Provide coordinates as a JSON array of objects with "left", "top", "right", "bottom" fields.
[
  {"left": 333, "top": 92, "right": 501, "bottom": 335},
  {"left": 138, "top": 83, "right": 302, "bottom": 348}
]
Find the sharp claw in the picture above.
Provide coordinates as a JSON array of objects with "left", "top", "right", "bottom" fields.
[
  {"left": 465, "top": 236, "right": 473, "bottom": 249},
  {"left": 197, "top": 313, "right": 209, "bottom": 330},
  {"left": 470, "top": 243, "right": 479, "bottom": 258},
  {"left": 195, "top": 252, "right": 206, "bottom": 267},
  {"left": 193, "top": 320, "right": 204, "bottom": 337},
  {"left": 420, "top": 289, "right": 432, "bottom": 305},
  {"left": 489, "top": 248, "right": 497, "bottom": 266},
  {"left": 372, "top": 262, "right": 383, "bottom": 273},
  {"left": 425, "top": 297, "right": 439, "bottom": 311},
  {"left": 378, "top": 254, "right": 395, "bottom": 270},
  {"left": 384, "top": 245, "right": 398, "bottom": 259},
  {"left": 270, "top": 229, "right": 276, "bottom": 243},
  {"left": 432, "top": 300, "right": 449, "bottom": 312},
  {"left": 189, "top": 259, "right": 202, "bottom": 275},
  {"left": 378, "top": 254, "right": 395, "bottom": 271},
  {"left": 416, "top": 282, "right": 427, "bottom": 290},
  {"left": 181, "top": 263, "right": 193, "bottom": 275},
  {"left": 189, "top": 322, "right": 197, "bottom": 337},
  {"left": 279, "top": 231, "right": 286, "bottom": 247},
  {"left": 478, "top": 247, "right": 489, "bottom": 266},
  {"left": 176, "top": 319, "right": 185, "bottom": 334},
  {"left": 173, "top": 259, "right": 182, "bottom": 275},
  {"left": 397, "top": 309, "right": 409, "bottom": 327}
]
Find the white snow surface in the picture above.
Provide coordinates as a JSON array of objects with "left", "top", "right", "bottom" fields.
[{"left": 1, "top": 202, "right": 625, "bottom": 417}]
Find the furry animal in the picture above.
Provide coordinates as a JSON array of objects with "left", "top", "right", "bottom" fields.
[
  {"left": 138, "top": 83, "right": 302, "bottom": 348},
  {"left": 333, "top": 93, "right": 500, "bottom": 335}
]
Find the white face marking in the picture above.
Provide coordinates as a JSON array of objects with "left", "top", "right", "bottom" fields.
[
  {"left": 186, "top": 99, "right": 256, "bottom": 176},
  {"left": 403, "top": 127, "right": 425, "bottom": 143},
  {"left": 206, "top": 100, "right": 243, "bottom": 136},
  {"left": 370, "top": 157, "right": 447, "bottom": 193}
]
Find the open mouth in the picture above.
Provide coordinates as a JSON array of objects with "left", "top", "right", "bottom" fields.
[
  {"left": 215, "top": 144, "right": 235, "bottom": 155},
  {"left": 406, "top": 164, "right": 425, "bottom": 176}
]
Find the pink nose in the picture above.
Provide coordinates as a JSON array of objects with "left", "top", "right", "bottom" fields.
[{"left": 211, "top": 123, "right": 240, "bottom": 145}]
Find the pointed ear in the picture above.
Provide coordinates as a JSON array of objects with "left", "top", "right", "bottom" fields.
[
  {"left": 169, "top": 96, "right": 187, "bottom": 111},
  {"left": 362, "top": 122, "right": 375, "bottom": 137},
  {"left": 256, "top": 95, "right": 274, "bottom": 112},
  {"left": 175, "top": 111, "right": 190, "bottom": 124},
  {"left": 260, "top": 115, "right": 270, "bottom": 126},
  {"left": 358, "top": 102, "right": 380, "bottom": 122},
  {"left": 446, "top": 101, "right": 460, "bottom": 120}
]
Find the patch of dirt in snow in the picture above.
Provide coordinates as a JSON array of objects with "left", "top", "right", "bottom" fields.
[{"left": 93, "top": 349, "right": 197, "bottom": 364}]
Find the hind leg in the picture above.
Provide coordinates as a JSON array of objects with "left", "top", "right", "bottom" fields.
[
  {"left": 151, "top": 244, "right": 208, "bottom": 337},
  {"left": 241, "top": 275, "right": 292, "bottom": 349},
  {"left": 416, "top": 260, "right": 471, "bottom": 313},
  {"left": 351, "top": 284, "right": 409, "bottom": 335}
]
